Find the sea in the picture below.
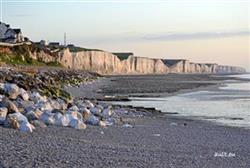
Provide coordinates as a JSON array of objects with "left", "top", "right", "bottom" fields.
[{"left": 111, "top": 74, "right": 250, "bottom": 128}]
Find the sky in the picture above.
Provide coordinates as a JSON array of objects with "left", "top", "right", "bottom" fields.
[{"left": 1, "top": 0, "right": 250, "bottom": 71}]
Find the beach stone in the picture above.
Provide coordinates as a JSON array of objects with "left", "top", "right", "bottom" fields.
[
  {"left": 84, "top": 100, "right": 94, "bottom": 108},
  {"left": 69, "top": 118, "right": 86, "bottom": 129},
  {"left": 18, "top": 100, "right": 35, "bottom": 112},
  {"left": 0, "top": 107, "right": 8, "bottom": 125},
  {"left": 36, "top": 101, "right": 53, "bottom": 112},
  {"left": 66, "top": 111, "right": 83, "bottom": 121},
  {"left": 54, "top": 112, "right": 70, "bottom": 127},
  {"left": 4, "top": 84, "right": 20, "bottom": 99},
  {"left": 39, "top": 112, "right": 55, "bottom": 125},
  {"left": 19, "top": 88, "right": 29, "bottom": 101},
  {"left": 1, "top": 97, "right": 19, "bottom": 113},
  {"left": 90, "top": 106, "right": 102, "bottom": 116},
  {"left": 68, "top": 105, "right": 79, "bottom": 112},
  {"left": 30, "top": 92, "right": 46, "bottom": 103},
  {"left": 51, "top": 109, "right": 64, "bottom": 114},
  {"left": 102, "top": 106, "right": 113, "bottom": 119},
  {"left": 25, "top": 109, "right": 42, "bottom": 121},
  {"left": 49, "top": 99, "right": 61, "bottom": 110},
  {"left": 19, "top": 121, "right": 35, "bottom": 133},
  {"left": 30, "top": 120, "right": 47, "bottom": 128},
  {"left": 4, "top": 112, "right": 28, "bottom": 129},
  {"left": 57, "top": 99, "right": 68, "bottom": 110},
  {"left": 99, "top": 120, "right": 106, "bottom": 127},
  {"left": 82, "top": 109, "right": 91, "bottom": 122},
  {"left": 85, "top": 114, "right": 100, "bottom": 126}
]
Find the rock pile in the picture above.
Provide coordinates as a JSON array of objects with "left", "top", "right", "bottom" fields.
[{"left": 0, "top": 83, "right": 114, "bottom": 132}]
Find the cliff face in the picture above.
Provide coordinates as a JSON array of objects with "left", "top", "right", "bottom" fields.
[
  {"left": 54, "top": 48, "right": 245, "bottom": 74},
  {"left": 56, "top": 49, "right": 169, "bottom": 74},
  {"left": 1, "top": 44, "right": 245, "bottom": 74}
]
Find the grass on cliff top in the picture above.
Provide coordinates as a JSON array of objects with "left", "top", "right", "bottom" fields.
[
  {"left": 0, "top": 52, "right": 63, "bottom": 67},
  {"left": 112, "top": 53, "right": 133, "bottom": 61},
  {"left": 68, "top": 46, "right": 103, "bottom": 52}
]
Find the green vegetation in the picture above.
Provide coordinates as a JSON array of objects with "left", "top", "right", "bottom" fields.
[
  {"left": 68, "top": 46, "right": 103, "bottom": 52},
  {"left": 112, "top": 52, "right": 133, "bottom": 61},
  {"left": 0, "top": 45, "right": 63, "bottom": 67}
]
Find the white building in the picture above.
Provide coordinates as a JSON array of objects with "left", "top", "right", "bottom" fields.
[{"left": 0, "top": 22, "right": 24, "bottom": 43}]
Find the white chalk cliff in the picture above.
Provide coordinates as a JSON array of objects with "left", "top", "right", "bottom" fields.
[{"left": 54, "top": 48, "right": 245, "bottom": 74}]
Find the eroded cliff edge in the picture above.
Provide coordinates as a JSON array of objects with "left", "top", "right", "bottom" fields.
[
  {"left": 0, "top": 44, "right": 246, "bottom": 74},
  {"left": 56, "top": 48, "right": 245, "bottom": 74}
]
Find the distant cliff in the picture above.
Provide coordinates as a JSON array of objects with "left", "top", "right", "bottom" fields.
[
  {"left": 56, "top": 48, "right": 245, "bottom": 74},
  {"left": 0, "top": 44, "right": 246, "bottom": 74}
]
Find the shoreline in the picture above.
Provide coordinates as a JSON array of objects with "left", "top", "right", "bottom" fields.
[{"left": 0, "top": 70, "right": 250, "bottom": 167}]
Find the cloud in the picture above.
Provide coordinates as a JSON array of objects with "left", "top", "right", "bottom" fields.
[{"left": 142, "top": 30, "right": 250, "bottom": 41}]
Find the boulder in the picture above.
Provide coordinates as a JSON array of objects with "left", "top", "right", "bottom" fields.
[
  {"left": 36, "top": 101, "right": 52, "bottom": 112},
  {"left": 30, "top": 92, "right": 46, "bottom": 103},
  {"left": 102, "top": 106, "right": 113, "bottom": 119},
  {"left": 4, "top": 112, "right": 28, "bottom": 129},
  {"left": 4, "top": 84, "right": 20, "bottom": 99},
  {"left": 19, "top": 88, "right": 29, "bottom": 101},
  {"left": 68, "top": 105, "right": 79, "bottom": 112},
  {"left": 66, "top": 111, "right": 83, "bottom": 121},
  {"left": 30, "top": 120, "right": 47, "bottom": 128},
  {"left": 84, "top": 100, "right": 94, "bottom": 108},
  {"left": 19, "top": 121, "right": 35, "bottom": 133},
  {"left": 39, "top": 111, "right": 55, "bottom": 125},
  {"left": 69, "top": 118, "right": 87, "bottom": 129},
  {"left": 54, "top": 113, "right": 70, "bottom": 127},
  {"left": 0, "top": 107, "right": 8, "bottom": 125},
  {"left": 25, "top": 109, "right": 42, "bottom": 121},
  {"left": 99, "top": 120, "right": 106, "bottom": 127},
  {"left": 51, "top": 109, "right": 64, "bottom": 114},
  {"left": 1, "top": 97, "right": 19, "bottom": 113},
  {"left": 85, "top": 114, "right": 100, "bottom": 126},
  {"left": 90, "top": 106, "right": 102, "bottom": 116}
]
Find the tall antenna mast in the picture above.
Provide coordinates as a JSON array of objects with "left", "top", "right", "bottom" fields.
[
  {"left": 64, "top": 32, "right": 66, "bottom": 46},
  {"left": 0, "top": 0, "right": 3, "bottom": 22}
]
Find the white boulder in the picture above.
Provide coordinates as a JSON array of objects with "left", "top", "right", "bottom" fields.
[
  {"left": 39, "top": 111, "right": 55, "bottom": 125},
  {"left": 4, "top": 84, "right": 20, "bottom": 99},
  {"left": 19, "top": 88, "right": 29, "bottom": 101},
  {"left": 69, "top": 118, "right": 86, "bottom": 129},
  {"left": 19, "top": 121, "right": 35, "bottom": 133}
]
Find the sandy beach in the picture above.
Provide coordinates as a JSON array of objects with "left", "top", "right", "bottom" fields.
[{"left": 0, "top": 73, "right": 249, "bottom": 168}]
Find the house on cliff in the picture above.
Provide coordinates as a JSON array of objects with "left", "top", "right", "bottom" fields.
[{"left": 0, "top": 22, "right": 24, "bottom": 43}]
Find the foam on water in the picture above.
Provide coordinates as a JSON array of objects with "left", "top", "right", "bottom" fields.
[{"left": 111, "top": 74, "right": 250, "bottom": 128}]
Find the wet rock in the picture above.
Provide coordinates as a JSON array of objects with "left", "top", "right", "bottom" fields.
[
  {"left": 19, "top": 121, "right": 35, "bottom": 133},
  {"left": 1, "top": 97, "right": 19, "bottom": 113},
  {"left": 0, "top": 107, "right": 8, "bottom": 125},
  {"left": 69, "top": 118, "right": 86, "bottom": 129},
  {"left": 30, "top": 120, "right": 47, "bottom": 128},
  {"left": 19, "top": 88, "right": 29, "bottom": 101},
  {"left": 4, "top": 84, "right": 20, "bottom": 99}
]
